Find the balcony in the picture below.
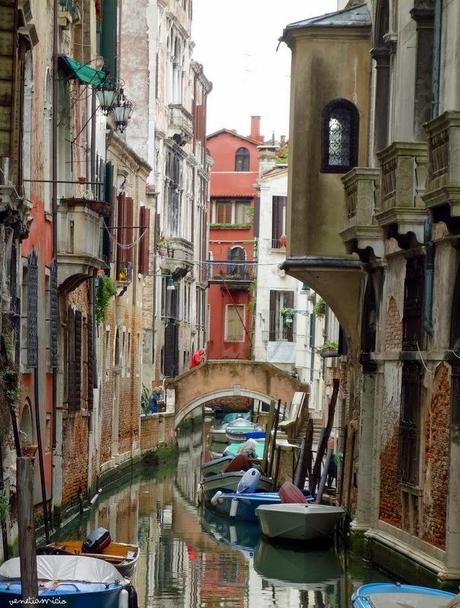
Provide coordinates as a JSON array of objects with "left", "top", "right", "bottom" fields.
[
  {"left": 0, "top": 185, "right": 32, "bottom": 239},
  {"left": 57, "top": 197, "right": 109, "bottom": 291},
  {"left": 207, "top": 261, "right": 256, "bottom": 290},
  {"left": 340, "top": 167, "right": 382, "bottom": 259},
  {"left": 168, "top": 104, "right": 193, "bottom": 144},
  {"left": 375, "top": 142, "right": 428, "bottom": 243},
  {"left": 423, "top": 111, "right": 460, "bottom": 221},
  {"left": 159, "top": 237, "right": 193, "bottom": 279}
]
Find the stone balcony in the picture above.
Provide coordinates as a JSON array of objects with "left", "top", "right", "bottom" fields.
[
  {"left": 159, "top": 236, "right": 194, "bottom": 279},
  {"left": 340, "top": 167, "right": 383, "bottom": 259},
  {"left": 375, "top": 142, "right": 428, "bottom": 243},
  {"left": 168, "top": 104, "right": 193, "bottom": 143},
  {"left": 423, "top": 111, "right": 460, "bottom": 221},
  {"left": 57, "top": 197, "right": 109, "bottom": 291}
]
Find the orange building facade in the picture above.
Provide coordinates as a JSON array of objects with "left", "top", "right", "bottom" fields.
[{"left": 206, "top": 117, "right": 263, "bottom": 360}]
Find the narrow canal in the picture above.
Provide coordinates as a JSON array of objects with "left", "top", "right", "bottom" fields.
[{"left": 56, "top": 418, "right": 390, "bottom": 607}]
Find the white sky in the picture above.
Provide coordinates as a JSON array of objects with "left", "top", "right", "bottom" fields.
[{"left": 192, "top": 0, "right": 339, "bottom": 140}]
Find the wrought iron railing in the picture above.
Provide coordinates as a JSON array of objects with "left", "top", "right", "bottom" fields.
[{"left": 207, "top": 261, "right": 256, "bottom": 282}]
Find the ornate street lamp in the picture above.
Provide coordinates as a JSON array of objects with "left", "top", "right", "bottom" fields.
[
  {"left": 96, "top": 74, "right": 117, "bottom": 114},
  {"left": 112, "top": 88, "right": 133, "bottom": 133}
]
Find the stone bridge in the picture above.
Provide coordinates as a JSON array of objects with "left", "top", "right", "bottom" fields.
[{"left": 166, "top": 360, "right": 308, "bottom": 429}]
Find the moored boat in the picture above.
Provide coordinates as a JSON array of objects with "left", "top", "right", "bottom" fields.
[
  {"left": 201, "top": 454, "right": 234, "bottom": 477},
  {"left": 0, "top": 555, "right": 137, "bottom": 608},
  {"left": 256, "top": 503, "right": 345, "bottom": 541},
  {"left": 351, "top": 583, "right": 456, "bottom": 608},
  {"left": 209, "top": 490, "right": 313, "bottom": 522},
  {"left": 199, "top": 470, "right": 273, "bottom": 503},
  {"left": 37, "top": 538, "right": 140, "bottom": 579}
]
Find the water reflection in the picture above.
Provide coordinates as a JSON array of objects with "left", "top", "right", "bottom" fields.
[{"left": 56, "top": 424, "right": 387, "bottom": 607}]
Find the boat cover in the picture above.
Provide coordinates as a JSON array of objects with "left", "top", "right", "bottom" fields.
[
  {"left": 0, "top": 555, "right": 124, "bottom": 584},
  {"left": 363, "top": 593, "right": 451, "bottom": 608}
]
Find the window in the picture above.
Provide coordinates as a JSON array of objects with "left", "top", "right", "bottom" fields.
[
  {"left": 271, "top": 196, "right": 287, "bottom": 248},
  {"left": 67, "top": 307, "right": 82, "bottom": 409},
  {"left": 211, "top": 199, "right": 251, "bottom": 226},
  {"left": 321, "top": 99, "right": 359, "bottom": 173},
  {"left": 235, "top": 147, "right": 249, "bottom": 171},
  {"left": 269, "top": 290, "right": 294, "bottom": 342},
  {"left": 225, "top": 304, "right": 245, "bottom": 342},
  {"left": 399, "top": 362, "right": 422, "bottom": 486},
  {"left": 228, "top": 246, "right": 246, "bottom": 278},
  {"left": 402, "top": 256, "right": 425, "bottom": 350}
]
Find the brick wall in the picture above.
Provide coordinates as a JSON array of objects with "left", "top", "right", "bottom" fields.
[
  {"left": 421, "top": 363, "right": 450, "bottom": 549},
  {"left": 61, "top": 284, "right": 91, "bottom": 506},
  {"left": 379, "top": 366, "right": 402, "bottom": 527},
  {"left": 385, "top": 296, "right": 402, "bottom": 351},
  {"left": 140, "top": 413, "right": 175, "bottom": 452}
]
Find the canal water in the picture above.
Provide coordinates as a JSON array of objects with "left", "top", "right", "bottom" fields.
[{"left": 56, "top": 422, "right": 390, "bottom": 607}]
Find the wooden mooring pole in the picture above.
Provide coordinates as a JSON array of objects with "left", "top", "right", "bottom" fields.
[{"left": 17, "top": 457, "right": 38, "bottom": 600}]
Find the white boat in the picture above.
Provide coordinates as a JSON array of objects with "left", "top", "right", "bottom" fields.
[
  {"left": 256, "top": 503, "right": 345, "bottom": 541},
  {"left": 0, "top": 555, "right": 137, "bottom": 607}
]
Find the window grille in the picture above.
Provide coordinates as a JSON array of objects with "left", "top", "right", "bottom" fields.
[{"left": 321, "top": 99, "right": 359, "bottom": 173}]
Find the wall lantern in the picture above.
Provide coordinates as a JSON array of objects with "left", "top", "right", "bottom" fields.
[
  {"left": 166, "top": 275, "right": 176, "bottom": 291},
  {"left": 112, "top": 88, "right": 133, "bottom": 133}
]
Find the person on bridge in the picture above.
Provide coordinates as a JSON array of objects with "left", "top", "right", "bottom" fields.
[{"left": 189, "top": 348, "right": 206, "bottom": 369}]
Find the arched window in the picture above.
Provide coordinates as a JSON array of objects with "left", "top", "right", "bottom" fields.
[
  {"left": 228, "top": 246, "right": 246, "bottom": 277},
  {"left": 235, "top": 147, "right": 249, "bottom": 172},
  {"left": 321, "top": 99, "right": 359, "bottom": 173}
]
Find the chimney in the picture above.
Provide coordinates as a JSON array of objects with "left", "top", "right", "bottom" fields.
[
  {"left": 258, "top": 143, "right": 279, "bottom": 177},
  {"left": 250, "top": 116, "right": 263, "bottom": 143}
]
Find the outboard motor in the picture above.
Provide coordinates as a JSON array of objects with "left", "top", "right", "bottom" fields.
[{"left": 82, "top": 527, "right": 111, "bottom": 554}]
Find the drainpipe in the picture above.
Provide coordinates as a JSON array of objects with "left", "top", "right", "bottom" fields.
[
  {"left": 51, "top": 0, "right": 59, "bottom": 520},
  {"left": 431, "top": 0, "right": 442, "bottom": 119},
  {"left": 151, "top": 191, "right": 158, "bottom": 376}
]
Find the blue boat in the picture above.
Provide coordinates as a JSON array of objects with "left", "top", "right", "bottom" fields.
[
  {"left": 209, "top": 472, "right": 314, "bottom": 523},
  {"left": 352, "top": 583, "right": 456, "bottom": 608},
  {"left": 209, "top": 490, "right": 294, "bottom": 522},
  {"left": 0, "top": 554, "right": 137, "bottom": 608}
]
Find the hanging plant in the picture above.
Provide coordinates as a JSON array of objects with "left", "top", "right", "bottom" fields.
[
  {"left": 0, "top": 493, "right": 9, "bottom": 523},
  {"left": 313, "top": 298, "right": 326, "bottom": 318},
  {"left": 95, "top": 274, "right": 117, "bottom": 324}
]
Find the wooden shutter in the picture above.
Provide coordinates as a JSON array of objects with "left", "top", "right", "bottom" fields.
[
  {"left": 125, "top": 196, "right": 134, "bottom": 265},
  {"left": 68, "top": 308, "right": 82, "bottom": 409},
  {"left": 87, "top": 308, "right": 94, "bottom": 410},
  {"left": 116, "top": 192, "right": 124, "bottom": 277},
  {"left": 138, "top": 206, "right": 151, "bottom": 274},
  {"left": 272, "top": 197, "right": 284, "bottom": 242},
  {"left": 269, "top": 291, "right": 276, "bottom": 341}
]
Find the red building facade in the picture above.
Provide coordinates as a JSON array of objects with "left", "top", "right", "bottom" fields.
[{"left": 206, "top": 117, "right": 263, "bottom": 360}]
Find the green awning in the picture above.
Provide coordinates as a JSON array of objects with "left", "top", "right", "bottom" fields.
[{"left": 59, "top": 55, "right": 106, "bottom": 87}]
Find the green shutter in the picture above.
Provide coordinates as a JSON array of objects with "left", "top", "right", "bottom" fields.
[{"left": 101, "top": 0, "right": 118, "bottom": 81}]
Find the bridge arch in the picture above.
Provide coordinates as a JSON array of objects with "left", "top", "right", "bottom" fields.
[{"left": 166, "top": 360, "right": 308, "bottom": 430}]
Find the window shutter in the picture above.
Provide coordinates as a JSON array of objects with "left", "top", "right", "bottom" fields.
[
  {"left": 74, "top": 310, "right": 82, "bottom": 408},
  {"left": 27, "top": 250, "right": 38, "bottom": 368},
  {"left": 125, "top": 196, "right": 134, "bottom": 266},
  {"left": 100, "top": 0, "right": 118, "bottom": 80},
  {"left": 87, "top": 308, "right": 94, "bottom": 410},
  {"left": 138, "top": 206, "right": 151, "bottom": 274},
  {"left": 116, "top": 192, "right": 124, "bottom": 277},
  {"left": 269, "top": 291, "right": 276, "bottom": 341},
  {"left": 67, "top": 307, "right": 76, "bottom": 408}
]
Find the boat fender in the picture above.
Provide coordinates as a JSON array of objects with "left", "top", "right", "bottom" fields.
[
  {"left": 229, "top": 498, "right": 239, "bottom": 518},
  {"left": 210, "top": 491, "right": 223, "bottom": 506},
  {"left": 126, "top": 584, "right": 139, "bottom": 608},
  {"left": 119, "top": 589, "right": 129, "bottom": 608}
]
